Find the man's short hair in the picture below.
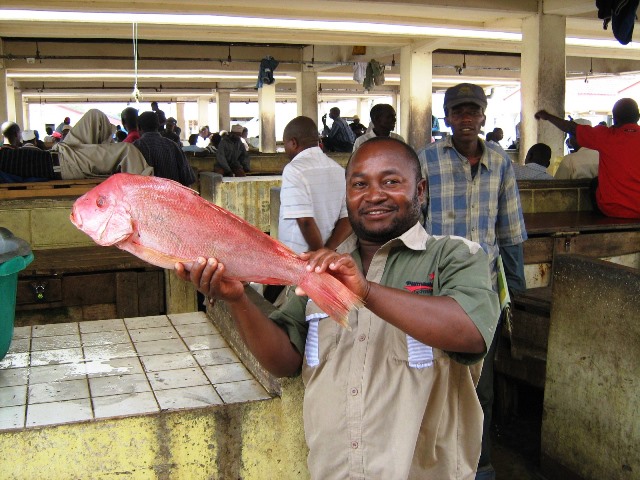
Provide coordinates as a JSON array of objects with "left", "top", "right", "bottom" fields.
[
  {"left": 137, "top": 111, "right": 160, "bottom": 133},
  {"left": 283, "top": 116, "right": 319, "bottom": 147},
  {"left": 121, "top": 107, "right": 138, "bottom": 127},
  {"left": 525, "top": 143, "right": 552, "bottom": 167},
  {"left": 369, "top": 103, "right": 394, "bottom": 122},
  {"left": 1, "top": 121, "right": 20, "bottom": 139},
  {"left": 348, "top": 136, "right": 421, "bottom": 183},
  {"left": 612, "top": 98, "right": 640, "bottom": 125}
]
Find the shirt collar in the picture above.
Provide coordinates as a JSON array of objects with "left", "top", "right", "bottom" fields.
[
  {"left": 442, "top": 135, "right": 495, "bottom": 171},
  {"left": 337, "top": 222, "right": 429, "bottom": 255}
]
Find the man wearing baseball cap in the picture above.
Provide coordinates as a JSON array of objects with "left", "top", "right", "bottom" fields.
[{"left": 418, "top": 83, "right": 527, "bottom": 480}]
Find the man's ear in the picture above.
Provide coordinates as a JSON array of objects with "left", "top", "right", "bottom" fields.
[
  {"left": 443, "top": 116, "right": 451, "bottom": 128},
  {"left": 481, "top": 115, "right": 486, "bottom": 128}
]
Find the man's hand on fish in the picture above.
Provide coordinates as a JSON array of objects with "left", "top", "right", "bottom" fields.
[
  {"left": 296, "top": 249, "right": 371, "bottom": 303},
  {"left": 175, "top": 257, "right": 245, "bottom": 303}
]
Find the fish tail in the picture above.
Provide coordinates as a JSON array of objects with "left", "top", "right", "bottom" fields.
[{"left": 299, "top": 273, "right": 363, "bottom": 330}]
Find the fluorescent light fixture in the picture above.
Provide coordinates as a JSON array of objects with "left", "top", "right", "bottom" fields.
[
  {"left": 0, "top": 9, "right": 521, "bottom": 41},
  {"left": 566, "top": 37, "right": 640, "bottom": 50},
  {"left": 7, "top": 71, "right": 296, "bottom": 81}
]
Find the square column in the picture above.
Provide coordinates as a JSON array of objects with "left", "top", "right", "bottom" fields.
[
  {"left": 400, "top": 44, "right": 432, "bottom": 150},
  {"left": 216, "top": 91, "right": 230, "bottom": 132},
  {"left": 259, "top": 82, "right": 276, "bottom": 153},
  {"left": 197, "top": 96, "right": 210, "bottom": 131},
  {"left": 296, "top": 71, "right": 318, "bottom": 125},
  {"left": 5, "top": 79, "right": 16, "bottom": 123},
  {"left": 176, "top": 102, "right": 186, "bottom": 141},
  {"left": 0, "top": 40, "right": 8, "bottom": 123},
  {"left": 15, "top": 90, "right": 25, "bottom": 129},
  {"left": 521, "top": 14, "right": 566, "bottom": 165}
]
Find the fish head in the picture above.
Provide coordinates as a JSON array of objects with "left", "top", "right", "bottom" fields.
[{"left": 70, "top": 175, "right": 135, "bottom": 246}]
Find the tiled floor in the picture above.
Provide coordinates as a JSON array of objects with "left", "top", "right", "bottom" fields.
[{"left": 0, "top": 312, "right": 270, "bottom": 431}]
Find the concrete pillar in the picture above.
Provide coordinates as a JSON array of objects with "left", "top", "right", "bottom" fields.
[
  {"left": 5, "top": 79, "right": 16, "bottom": 122},
  {"left": 176, "top": 102, "right": 186, "bottom": 141},
  {"left": 197, "top": 96, "right": 209, "bottom": 131},
  {"left": 0, "top": 40, "right": 7, "bottom": 123},
  {"left": 400, "top": 44, "right": 432, "bottom": 150},
  {"left": 521, "top": 14, "right": 566, "bottom": 166},
  {"left": 296, "top": 71, "right": 318, "bottom": 125},
  {"left": 356, "top": 98, "right": 366, "bottom": 122},
  {"left": 15, "top": 90, "right": 25, "bottom": 129},
  {"left": 259, "top": 82, "right": 276, "bottom": 153},
  {"left": 258, "top": 83, "right": 276, "bottom": 153},
  {"left": 216, "top": 91, "right": 230, "bottom": 132}
]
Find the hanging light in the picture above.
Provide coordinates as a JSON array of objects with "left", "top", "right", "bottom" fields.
[
  {"left": 391, "top": 54, "right": 396, "bottom": 67},
  {"left": 227, "top": 45, "right": 232, "bottom": 63},
  {"left": 585, "top": 58, "right": 593, "bottom": 83}
]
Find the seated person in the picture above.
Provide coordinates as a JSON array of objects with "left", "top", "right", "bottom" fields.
[
  {"left": 555, "top": 119, "right": 599, "bottom": 180},
  {"left": 183, "top": 133, "right": 207, "bottom": 154},
  {"left": 512, "top": 143, "right": 553, "bottom": 180},
  {"left": 133, "top": 111, "right": 196, "bottom": 186},
  {"left": 215, "top": 124, "right": 250, "bottom": 176},
  {"left": 56, "top": 109, "right": 153, "bottom": 179},
  {"left": 1, "top": 121, "right": 21, "bottom": 149},
  {"left": 321, "top": 107, "right": 355, "bottom": 152}
]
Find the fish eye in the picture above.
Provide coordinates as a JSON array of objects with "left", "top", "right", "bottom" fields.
[{"left": 96, "top": 196, "right": 106, "bottom": 208}]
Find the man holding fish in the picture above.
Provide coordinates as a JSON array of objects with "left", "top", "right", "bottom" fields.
[{"left": 176, "top": 137, "right": 499, "bottom": 479}]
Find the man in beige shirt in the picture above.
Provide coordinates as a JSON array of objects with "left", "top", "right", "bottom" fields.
[{"left": 177, "top": 137, "right": 499, "bottom": 479}]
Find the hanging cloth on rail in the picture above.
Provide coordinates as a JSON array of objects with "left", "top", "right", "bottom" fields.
[
  {"left": 596, "top": 0, "right": 640, "bottom": 45},
  {"left": 257, "top": 56, "right": 279, "bottom": 88},
  {"left": 363, "top": 59, "right": 385, "bottom": 90}
]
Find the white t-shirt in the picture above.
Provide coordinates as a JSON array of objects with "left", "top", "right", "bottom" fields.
[
  {"left": 352, "top": 130, "right": 405, "bottom": 152},
  {"left": 279, "top": 146, "right": 348, "bottom": 254},
  {"left": 555, "top": 148, "right": 599, "bottom": 180}
]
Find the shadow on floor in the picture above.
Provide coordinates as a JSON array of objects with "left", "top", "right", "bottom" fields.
[{"left": 492, "top": 382, "right": 547, "bottom": 480}]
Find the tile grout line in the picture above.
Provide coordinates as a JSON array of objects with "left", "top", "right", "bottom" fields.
[{"left": 122, "top": 316, "right": 161, "bottom": 413}]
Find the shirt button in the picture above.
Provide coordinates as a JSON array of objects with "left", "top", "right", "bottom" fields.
[
  {"left": 350, "top": 387, "right": 359, "bottom": 396},
  {"left": 358, "top": 334, "right": 366, "bottom": 342},
  {"left": 351, "top": 441, "right": 359, "bottom": 449}
]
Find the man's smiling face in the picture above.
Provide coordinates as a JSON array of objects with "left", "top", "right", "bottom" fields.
[{"left": 444, "top": 102, "right": 486, "bottom": 142}]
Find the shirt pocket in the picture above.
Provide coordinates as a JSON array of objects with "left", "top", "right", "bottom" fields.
[
  {"left": 304, "top": 299, "right": 339, "bottom": 368},
  {"left": 406, "top": 335, "right": 434, "bottom": 369}
]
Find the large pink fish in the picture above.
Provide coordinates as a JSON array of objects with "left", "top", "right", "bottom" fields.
[{"left": 70, "top": 173, "right": 360, "bottom": 327}]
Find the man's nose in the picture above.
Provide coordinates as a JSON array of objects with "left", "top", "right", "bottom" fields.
[{"left": 365, "top": 184, "right": 387, "bottom": 201}]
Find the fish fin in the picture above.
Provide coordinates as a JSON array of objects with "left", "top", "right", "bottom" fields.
[
  {"left": 299, "top": 272, "right": 363, "bottom": 330},
  {"left": 120, "top": 242, "right": 190, "bottom": 269}
]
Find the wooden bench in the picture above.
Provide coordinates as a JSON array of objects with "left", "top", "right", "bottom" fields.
[
  {"left": 495, "top": 211, "right": 640, "bottom": 407},
  {"left": 16, "top": 246, "right": 165, "bottom": 326},
  {"left": 0, "top": 178, "right": 104, "bottom": 200}
]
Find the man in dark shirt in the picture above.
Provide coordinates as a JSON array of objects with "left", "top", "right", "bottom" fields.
[
  {"left": 215, "top": 124, "right": 250, "bottom": 176},
  {"left": 133, "top": 112, "right": 196, "bottom": 186},
  {"left": 162, "top": 117, "right": 181, "bottom": 145},
  {"left": 121, "top": 107, "right": 140, "bottom": 143},
  {"left": 322, "top": 107, "right": 356, "bottom": 152},
  {"left": 151, "top": 102, "right": 167, "bottom": 131}
]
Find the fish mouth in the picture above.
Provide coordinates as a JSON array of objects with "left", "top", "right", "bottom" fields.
[{"left": 70, "top": 207, "right": 82, "bottom": 228}]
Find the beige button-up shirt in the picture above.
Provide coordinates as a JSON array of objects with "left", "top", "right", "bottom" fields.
[{"left": 271, "top": 223, "right": 499, "bottom": 479}]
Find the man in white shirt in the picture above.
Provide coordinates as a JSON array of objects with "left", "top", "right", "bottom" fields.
[
  {"left": 352, "top": 103, "right": 405, "bottom": 152},
  {"left": 279, "top": 116, "right": 352, "bottom": 254},
  {"left": 264, "top": 116, "right": 352, "bottom": 303},
  {"left": 555, "top": 119, "right": 599, "bottom": 180}
]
